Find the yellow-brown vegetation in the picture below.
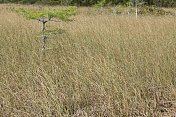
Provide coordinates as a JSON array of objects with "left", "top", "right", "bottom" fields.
[{"left": 0, "top": 4, "right": 176, "bottom": 117}]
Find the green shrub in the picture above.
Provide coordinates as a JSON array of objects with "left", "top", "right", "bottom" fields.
[
  {"left": 113, "top": 5, "right": 135, "bottom": 15},
  {"left": 138, "top": 6, "right": 172, "bottom": 15}
]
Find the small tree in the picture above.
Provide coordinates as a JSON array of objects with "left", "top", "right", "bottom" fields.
[
  {"left": 14, "top": 6, "right": 77, "bottom": 52},
  {"left": 94, "top": 0, "right": 106, "bottom": 15},
  {"left": 135, "top": 0, "right": 146, "bottom": 18}
]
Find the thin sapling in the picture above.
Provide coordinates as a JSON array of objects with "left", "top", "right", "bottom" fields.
[{"left": 94, "top": 0, "right": 106, "bottom": 15}]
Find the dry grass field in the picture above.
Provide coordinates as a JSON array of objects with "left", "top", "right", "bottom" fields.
[{"left": 0, "top": 4, "right": 176, "bottom": 117}]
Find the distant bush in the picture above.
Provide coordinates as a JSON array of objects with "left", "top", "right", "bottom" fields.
[
  {"left": 171, "top": 2, "right": 176, "bottom": 7},
  {"left": 138, "top": 6, "right": 172, "bottom": 15},
  {"left": 111, "top": 5, "right": 173, "bottom": 16},
  {"left": 112, "top": 5, "right": 135, "bottom": 15}
]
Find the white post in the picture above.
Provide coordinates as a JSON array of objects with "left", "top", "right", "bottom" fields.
[{"left": 136, "top": 0, "right": 138, "bottom": 18}]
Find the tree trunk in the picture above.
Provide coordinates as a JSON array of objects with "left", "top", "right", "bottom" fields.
[
  {"left": 100, "top": 0, "right": 103, "bottom": 15},
  {"left": 42, "top": 21, "right": 47, "bottom": 52}
]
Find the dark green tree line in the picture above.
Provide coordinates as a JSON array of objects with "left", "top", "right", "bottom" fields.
[{"left": 0, "top": 0, "right": 176, "bottom": 7}]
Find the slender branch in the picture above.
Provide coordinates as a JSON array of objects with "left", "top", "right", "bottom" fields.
[
  {"left": 49, "top": 20, "right": 61, "bottom": 22},
  {"left": 37, "top": 18, "right": 61, "bottom": 23},
  {"left": 37, "top": 19, "right": 48, "bottom": 23}
]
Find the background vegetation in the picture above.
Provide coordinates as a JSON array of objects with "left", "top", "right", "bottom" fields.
[
  {"left": 0, "top": 0, "right": 176, "bottom": 7},
  {"left": 0, "top": 4, "right": 176, "bottom": 116}
]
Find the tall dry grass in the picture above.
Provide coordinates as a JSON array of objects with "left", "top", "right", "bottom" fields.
[{"left": 0, "top": 4, "right": 176, "bottom": 117}]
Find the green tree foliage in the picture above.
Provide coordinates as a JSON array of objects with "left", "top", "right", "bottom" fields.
[
  {"left": 15, "top": 6, "right": 77, "bottom": 21},
  {"left": 94, "top": 0, "right": 107, "bottom": 8}
]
